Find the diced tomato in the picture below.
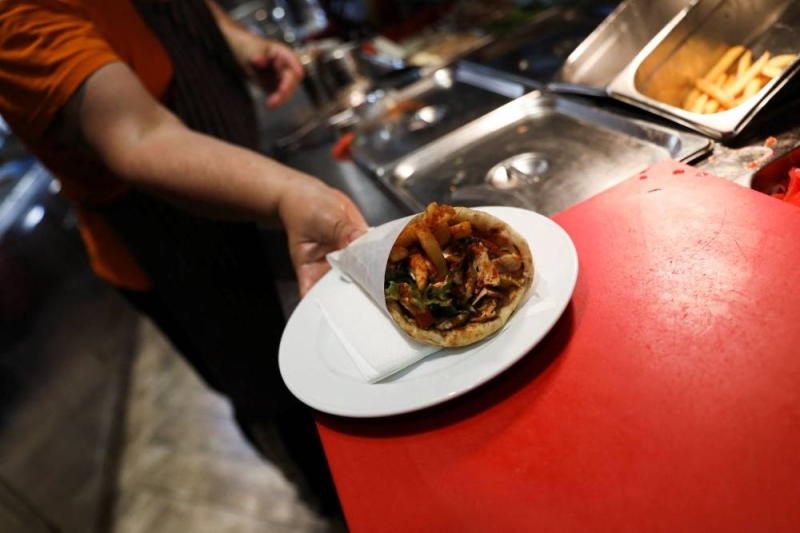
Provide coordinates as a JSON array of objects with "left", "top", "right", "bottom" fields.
[
  {"left": 415, "top": 308, "right": 435, "bottom": 329},
  {"left": 784, "top": 166, "right": 800, "bottom": 206},
  {"left": 332, "top": 132, "right": 355, "bottom": 161}
]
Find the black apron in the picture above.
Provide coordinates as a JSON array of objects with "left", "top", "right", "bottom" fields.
[
  {"left": 91, "top": 1, "right": 342, "bottom": 514},
  {"left": 98, "top": 0, "right": 295, "bottom": 419}
]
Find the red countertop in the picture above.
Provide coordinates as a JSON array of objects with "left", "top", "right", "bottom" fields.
[{"left": 316, "top": 160, "right": 800, "bottom": 533}]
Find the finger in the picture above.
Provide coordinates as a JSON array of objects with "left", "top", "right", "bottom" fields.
[
  {"left": 286, "top": 53, "right": 305, "bottom": 79},
  {"left": 334, "top": 191, "right": 369, "bottom": 244},
  {"left": 272, "top": 46, "right": 305, "bottom": 79},
  {"left": 339, "top": 221, "right": 367, "bottom": 248},
  {"left": 266, "top": 70, "right": 299, "bottom": 109},
  {"left": 297, "top": 261, "right": 332, "bottom": 297}
]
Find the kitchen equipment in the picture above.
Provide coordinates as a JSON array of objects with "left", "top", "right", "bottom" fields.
[
  {"left": 317, "top": 42, "right": 370, "bottom": 98},
  {"left": 298, "top": 39, "right": 346, "bottom": 108},
  {"left": 608, "top": 0, "right": 800, "bottom": 139},
  {"left": 750, "top": 144, "right": 800, "bottom": 195},
  {"left": 299, "top": 39, "right": 417, "bottom": 110},
  {"left": 285, "top": 0, "right": 329, "bottom": 40},
  {"left": 229, "top": 0, "right": 295, "bottom": 44},
  {"left": 404, "top": 32, "right": 494, "bottom": 70},
  {"left": 550, "top": 0, "right": 694, "bottom": 95},
  {"left": 350, "top": 62, "right": 533, "bottom": 175},
  {"left": 380, "top": 91, "right": 713, "bottom": 215},
  {"left": 272, "top": 83, "right": 400, "bottom": 153},
  {"left": 465, "top": 5, "right": 615, "bottom": 86}
]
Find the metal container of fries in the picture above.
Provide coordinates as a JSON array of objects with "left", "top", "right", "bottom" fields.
[
  {"left": 379, "top": 91, "right": 713, "bottom": 215},
  {"left": 607, "top": 0, "right": 800, "bottom": 139},
  {"left": 550, "top": 0, "right": 694, "bottom": 95},
  {"left": 351, "top": 63, "right": 532, "bottom": 175}
]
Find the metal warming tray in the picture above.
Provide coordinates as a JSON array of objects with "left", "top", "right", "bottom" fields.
[
  {"left": 608, "top": 0, "right": 800, "bottom": 139},
  {"left": 550, "top": 0, "right": 694, "bottom": 95},
  {"left": 350, "top": 63, "right": 532, "bottom": 175},
  {"left": 381, "top": 91, "right": 713, "bottom": 215},
  {"left": 464, "top": 6, "right": 612, "bottom": 86}
]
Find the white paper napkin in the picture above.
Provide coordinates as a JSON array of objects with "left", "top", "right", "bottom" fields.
[
  {"left": 316, "top": 277, "right": 440, "bottom": 383},
  {"left": 321, "top": 218, "right": 444, "bottom": 382}
]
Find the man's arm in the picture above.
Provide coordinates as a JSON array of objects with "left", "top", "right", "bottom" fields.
[
  {"left": 205, "top": 0, "right": 258, "bottom": 65},
  {"left": 50, "top": 61, "right": 366, "bottom": 294},
  {"left": 205, "top": 0, "right": 303, "bottom": 109}
]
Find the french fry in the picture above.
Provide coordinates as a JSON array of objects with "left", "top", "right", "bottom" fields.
[
  {"left": 432, "top": 221, "right": 451, "bottom": 247},
  {"left": 415, "top": 225, "right": 448, "bottom": 279},
  {"left": 395, "top": 223, "right": 420, "bottom": 248},
  {"left": 704, "top": 98, "right": 720, "bottom": 114},
  {"left": 449, "top": 221, "right": 472, "bottom": 240},
  {"left": 722, "top": 73, "right": 737, "bottom": 93},
  {"left": 389, "top": 246, "right": 409, "bottom": 262},
  {"left": 683, "top": 87, "right": 701, "bottom": 110},
  {"left": 690, "top": 92, "right": 709, "bottom": 114},
  {"left": 696, "top": 77, "right": 734, "bottom": 109},
  {"left": 727, "top": 51, "right": 770, "bottom": 98},
  {"left": 704, "top": 45, "right": 746, "bottom": 82},
  {"left": 740, "top": 77, "right": 764, "bottom": 101},
  {"left": 766, "top": 54, "right": 796, "bottom": 70},
  {"left": 736, "top": 49, "right": 753, "bottom": 79},
  {"left": 424, "top": 203, "right": 456, "bottom": 228},
  {"left": 762, "top": 65, "right": 783, "bottom": 78}
]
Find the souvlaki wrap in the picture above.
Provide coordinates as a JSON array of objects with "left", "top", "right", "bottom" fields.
[{"left": 328, "top": 202, "right": 534, "bottom": 348}]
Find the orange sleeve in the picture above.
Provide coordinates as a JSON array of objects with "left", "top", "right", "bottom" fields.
[{"left": 0, "top": 0, "right": 120, "bottom": 140}]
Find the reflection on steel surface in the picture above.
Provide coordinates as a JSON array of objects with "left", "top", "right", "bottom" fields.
[{"left": 486, "top": 153, "right": 550, "bottom": 190}]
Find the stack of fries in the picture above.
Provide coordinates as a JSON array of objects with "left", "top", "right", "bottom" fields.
[{"left": 682, "top": 45, "right": 796, "bottom": 114}]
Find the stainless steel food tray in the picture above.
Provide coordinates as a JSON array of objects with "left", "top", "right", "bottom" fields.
[
  {"left": 464, "top": 6, "right": 611, "bottom": 87},
  {"left": 380, "top": 91, "right": 713, "bottom": 215},
  {"left": 608, "top": 0, "right": 800, "bottom": 140},
  {"left": 350, "top": 63, "right": 533, "bottom": 175},
  {"left": 550, "top": 0, "right": 694, "bottom": 95}
]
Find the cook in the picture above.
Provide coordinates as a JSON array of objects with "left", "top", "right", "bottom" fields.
[{"left": 0, "top": 0, "right": 368, "bottom": 517}]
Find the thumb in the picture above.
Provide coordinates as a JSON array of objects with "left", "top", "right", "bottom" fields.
[
  {"left": 334, "top": 218, "right": 367, "bottom": 250},
  {"left": 327, "top": 190, "right": 368, "bottom": 249}
]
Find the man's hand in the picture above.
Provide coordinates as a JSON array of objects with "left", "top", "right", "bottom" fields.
[
  {"left": 245, "top": 40, "right": 305, "bottom": 109},
  {"left": 278, "top": 178, "right": 368, "bottom": 296},
  {"left": 207, "top": 1, "right": 304, "bottom": 109}
]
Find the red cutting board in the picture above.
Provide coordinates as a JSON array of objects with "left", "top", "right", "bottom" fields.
[{"left": 316, "top": 159, "right": 800, "bottom": 533}]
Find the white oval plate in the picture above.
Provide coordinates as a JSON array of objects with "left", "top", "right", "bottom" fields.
[{"left": 279, "top": 207, "right": 578, "bottom": 418}]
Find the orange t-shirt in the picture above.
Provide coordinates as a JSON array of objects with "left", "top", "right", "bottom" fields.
[{"left": 0, "top": 0, "right": 174, "bottom": 290}]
